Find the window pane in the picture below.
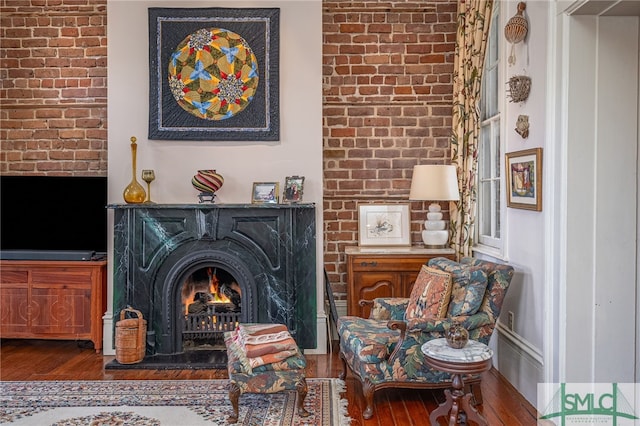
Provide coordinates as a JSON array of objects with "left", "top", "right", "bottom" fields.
[
  {"left": 481, "top": 80, "right": 489, "bottom": 119},
  {"left": 488, "top": 69, "right": 497, "bottom": 117},
  {"left": 481, "top": 128, "right": 491, "bottom": 179},
  {"left": 489, "top": 10, "right": 498, "bottom": 64},
  {"left": 494, "top": 123, "right": 501, "bottom": 178},
  {"left": 495, "top": 183, "right": 501, "bottom": 238},
  {"left": 479, "top": 181, "right": 491, "bottom": 236}
]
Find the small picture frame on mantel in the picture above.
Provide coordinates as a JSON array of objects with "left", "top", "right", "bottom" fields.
[
  {"left": 251, "top": 182, "right": 279, "bottom": 204},
  {"left": 283, "top": 176, "right": 304, "bottom": 203}
]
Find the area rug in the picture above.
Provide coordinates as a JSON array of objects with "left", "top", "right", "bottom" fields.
[{"left": 0, "top": 379, "right": 351, "bottom": 426}]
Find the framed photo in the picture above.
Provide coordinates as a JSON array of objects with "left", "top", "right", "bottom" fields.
[
  {"left": 505, "top": 148, "right": 543, "bottom": 211},
  {"left": 148, "top": 8, "right": 280, "bottom": 141},
  {"left": 283, "top": 176, "right": 304, "bottom": 203},
  {"left": 358, "top": 204, "right": 411, "bottom": 247},
  {"left": 252, "top": 182, "right": 279, "bottom": 204}
]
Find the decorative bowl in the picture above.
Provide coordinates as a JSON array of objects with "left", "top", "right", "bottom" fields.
[{"left": 192, "top": 170, "right": 224, "bottom": 194}]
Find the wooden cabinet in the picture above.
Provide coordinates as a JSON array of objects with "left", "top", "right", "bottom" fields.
[
  {"left": 0, "top": 260, "right": 107, "bottom": 352},
  {"left": 345, "top": 246, "right": 455, "bottom": 318}
]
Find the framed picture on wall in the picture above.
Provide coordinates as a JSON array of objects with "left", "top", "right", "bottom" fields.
[
  {"left": 358, "top": 203, "right": 411, "bottom": 246},
  {"left": 505, "top": 148, "right": 543, "bottom": 211},
  {"left": 252, "top": 182, "right": 279, "bottom": 204}
]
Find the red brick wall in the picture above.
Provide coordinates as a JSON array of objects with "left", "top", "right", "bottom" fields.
[
  {"left": 0, "top": 0, "right": 458, "bottom": 300},
  {"left": 322, "top": 1, "right": 458, "bottom": 298},
  {"left": 0, "top": 0, "right": 107, "bottom": 176}
]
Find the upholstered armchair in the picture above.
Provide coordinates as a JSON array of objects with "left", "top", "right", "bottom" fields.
[{"left": 337, "top": 257, "right": 514, "bottom": 419}]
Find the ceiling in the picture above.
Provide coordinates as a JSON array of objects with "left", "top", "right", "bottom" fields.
[{"left": 566, "top": 0, "right": 640, "bottom": 16}]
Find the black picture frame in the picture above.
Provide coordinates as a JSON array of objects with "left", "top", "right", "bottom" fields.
[{"left": 148, "top": 7, "right": 280, "bottom": 141}]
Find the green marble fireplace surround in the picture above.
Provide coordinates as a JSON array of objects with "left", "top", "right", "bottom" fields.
[{"left": 109, "top": 204, "right": 317, "bottom": 359}]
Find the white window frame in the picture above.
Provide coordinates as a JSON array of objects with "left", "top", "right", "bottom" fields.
[{"left": 475, "top": 1, "right": 504, "bottom": 255}]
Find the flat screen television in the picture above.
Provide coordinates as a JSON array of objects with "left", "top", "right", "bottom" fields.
[{"left": 0, "top": 176, "right": 108, "bottom": 261}]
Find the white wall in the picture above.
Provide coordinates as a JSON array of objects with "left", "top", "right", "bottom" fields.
[
  {"left": 484, "top": 0, "right": 548, "bottom": 403},
  {"left": 104, "top": 0, "right": 325, "bottom": 354},
  {"left": 493, "top": 0, "right": 640, "bottom": 406},
  {"left": 562, "top": 14, "right": 638, "bottom": 383}
]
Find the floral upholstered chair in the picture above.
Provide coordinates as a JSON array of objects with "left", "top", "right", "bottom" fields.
[{"left": 337, "top": 257, "right": 514, "bottom": 419}]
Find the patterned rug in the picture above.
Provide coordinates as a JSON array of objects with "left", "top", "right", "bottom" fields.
[{"left": 0, "top": 379, "right": 350, "bottom": 426}]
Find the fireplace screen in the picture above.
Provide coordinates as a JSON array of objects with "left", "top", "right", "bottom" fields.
[{"left": 181, "top": 267, "right": 241, "bottom": 350}]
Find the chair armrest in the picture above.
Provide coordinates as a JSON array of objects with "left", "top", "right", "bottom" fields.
[
  {"left": 363, "top": 298, "right": 409, "bottom": 320},
  {"left": 386, "top": 320, "right": 407, "bottom": 364}
]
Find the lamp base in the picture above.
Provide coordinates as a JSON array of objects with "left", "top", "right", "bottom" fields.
[{"left": 422, "top": 230, "right": 449, "bottom": 247}]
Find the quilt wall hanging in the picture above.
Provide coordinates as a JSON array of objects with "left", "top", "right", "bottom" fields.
[{"left": 148, "top": 8, "right": 280, "bottom": 141}]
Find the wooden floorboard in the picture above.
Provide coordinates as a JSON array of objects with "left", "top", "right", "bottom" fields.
[{"left": 0, "top": 338, "right": 538, "bottom": 425}]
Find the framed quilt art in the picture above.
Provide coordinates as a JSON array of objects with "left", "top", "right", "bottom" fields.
[{"left": 148, "top": 8, "right": 280, "bottom": 141}]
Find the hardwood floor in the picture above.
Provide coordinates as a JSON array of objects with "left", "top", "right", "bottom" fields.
[{"left": 0, "top": 338, "right": 538, "bottom": 425}]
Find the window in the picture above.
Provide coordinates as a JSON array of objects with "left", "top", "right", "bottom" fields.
[{"left": 477, "top": 2, "right": 502, "bottom": 250}]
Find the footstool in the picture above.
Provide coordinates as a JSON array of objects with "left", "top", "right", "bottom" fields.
[{"left": 223, "top": 325, "right": 310, "bottom": 424}]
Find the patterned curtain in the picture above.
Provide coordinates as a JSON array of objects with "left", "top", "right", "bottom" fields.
[{"left": 449, "top": 0, "right": 494, "bottom": 259}]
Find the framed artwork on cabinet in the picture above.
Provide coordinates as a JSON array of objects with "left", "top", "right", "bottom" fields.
[{"left": 358, "top": 203, "right": 411, "bottom": 247}]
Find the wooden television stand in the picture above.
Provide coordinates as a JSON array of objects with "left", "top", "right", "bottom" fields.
[{"left": 0, "top": 259, "right": 107, "bottom": 353}]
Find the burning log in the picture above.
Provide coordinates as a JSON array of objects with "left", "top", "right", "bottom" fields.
[{"left": 188, "top": 292, "right": 212, "bottom": 314}]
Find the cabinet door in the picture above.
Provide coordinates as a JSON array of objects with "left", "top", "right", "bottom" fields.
[
  {"left": 401, "top": 271, "right": 421, "bottom": 297},
  {"left": 30, "top": 285, "right": 91, "bottom": 335},
  {"left": 350, "top": 272, "right": 400, "bottom": 318},
  {"left": 0, "top": 270, "right": 30, "bottom": 335},
  {"left": 30, "top": 269, "right": 92, "bottom": 336}
]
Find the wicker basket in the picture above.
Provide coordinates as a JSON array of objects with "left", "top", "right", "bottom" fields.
[{"left": 115, "top": 307, "right": 147, "bottom": 364}]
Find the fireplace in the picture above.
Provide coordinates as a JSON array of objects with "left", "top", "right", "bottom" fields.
[{"left": 108, "top": 204, "right": 316, "bottom": 368}]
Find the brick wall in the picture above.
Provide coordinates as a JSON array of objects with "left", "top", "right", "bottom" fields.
[
  {"left": 322, "top": 1, "right": 458, "bottom": 298},
  {"left": 0, "top": 0, "right": 458, "bottom": 300},
  {"left": 0, "top": 0, "right": 107, "bottom": 176}
]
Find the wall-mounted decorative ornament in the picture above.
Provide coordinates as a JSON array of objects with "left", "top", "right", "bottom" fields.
[
  {"left": 515, "top": 115, "right": 530, "bottom": 139},
  {"left": 507, "top": 75, "right": 531, "bottom": 103},
  {"left": 504, "top": 2, "right": 528, "bottom": 66}
]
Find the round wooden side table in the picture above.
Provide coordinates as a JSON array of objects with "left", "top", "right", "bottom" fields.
[{"left": 421, "top": 338, "right": 493, "bottom": 426}]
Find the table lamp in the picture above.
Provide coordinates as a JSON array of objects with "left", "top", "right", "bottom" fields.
[{"left": 409, "top": 164, "right": 460, "bottom": 247}]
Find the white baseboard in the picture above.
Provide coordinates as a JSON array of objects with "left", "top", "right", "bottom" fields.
[
  {"left": 102, "top": 312, "right": 115, "bottom": 355},
  {"left": 494, "top": 322, "right": 544, "bottom": 406},
  {"left": 304, "top": 313, "right": 329, "bottom": 354}
]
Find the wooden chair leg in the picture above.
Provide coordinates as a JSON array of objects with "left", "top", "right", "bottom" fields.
[
  {"left": 338, "top": 349, "right": 348, "bottom": 380},
  {"left": 228, "top": 382, "right": 241, "bottom": 423},
  {"left": 296, "top": 377, "right": 311, "bottom": 417},
  {"left": 362, "top": 378, "right": 376, "bottom": 420}
]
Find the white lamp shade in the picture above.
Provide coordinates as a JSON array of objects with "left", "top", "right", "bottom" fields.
[{"left": 409, "top": 165, "right": 460, "bottom": 201}]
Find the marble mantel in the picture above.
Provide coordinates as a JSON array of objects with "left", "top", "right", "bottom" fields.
[{"left": 108, "top": 203, "right": 317, "bottom": 356}]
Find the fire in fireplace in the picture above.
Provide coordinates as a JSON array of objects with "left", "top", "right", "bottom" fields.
[{"left": 181, "top": 267, "right": 241, "bottom": 350}]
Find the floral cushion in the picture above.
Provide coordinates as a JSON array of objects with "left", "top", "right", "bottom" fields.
[
  {"left": 405, "top": 265, "right": 452, "bottom": 320},
  {"left": 428, "top": 257, "right": 488, "bottom": 317}
]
